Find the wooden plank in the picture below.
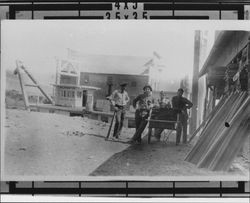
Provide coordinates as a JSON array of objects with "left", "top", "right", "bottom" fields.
[
  {"left": 211, "top": 119, "right": 249, "bottom": 171},
  {"left": 24, "top": 84, "right": 39, "bottom": 87},
  {"left": 15, "top": 65, "right": 29, "bottom": 110},
  {"left": 185, "top": 92, "right": 237, "bottom": 162},
  {"left": 188, "top": 94, "right": 227, "bottom": 143},
  {"left": 185, "top": 92, "right": 244, "bottom": 164},
  {"left": 208, "top": 97, "right": 250, "bottom": 171},
  {"left": 147, "top": 119, "right": 177, "bottom": 123},
  {"left": 196, "top": 92, "right": 248, "bottom": 168}
]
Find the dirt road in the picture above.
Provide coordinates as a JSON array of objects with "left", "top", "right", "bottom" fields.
[
  {"left": 3, "top": 109, "right": 132, "bottom": 179},
  {"left": 91, "top": 138, "right": 249, "bottom": 177},
  {"left": 2, "top": 108, "right": 249, "bottom": 180}
]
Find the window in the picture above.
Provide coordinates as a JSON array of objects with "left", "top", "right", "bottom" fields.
[
  {"left": 67, "top": 91, "right": 71, "bottom": 98},
  {"left": 72, "top": 91, "right": 75, "bottom": 98},
  {"left": 77, "top": 91, "right": 82, "bottom": 98},
  {"left": 63, "top": 90, "right": 66, "bottom": 97},
  {"left": 84, "top": 74, "right": 90, "bottom": 83}
]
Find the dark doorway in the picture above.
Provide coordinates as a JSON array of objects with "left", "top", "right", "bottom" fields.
[
  {"left": 107, "top": 84, "right": 113, "bottom": 96},
  {"left": 82, "top": 90, "right": 87, "bottom": 107}
]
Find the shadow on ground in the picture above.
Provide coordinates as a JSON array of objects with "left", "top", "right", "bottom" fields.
[{"left": 90, "top": 135, "right": 246, "bottom": 177}]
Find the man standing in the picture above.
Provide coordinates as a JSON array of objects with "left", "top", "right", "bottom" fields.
[
  {"left": 129, "top": 85, "right": 154, "bottom": 144},
  {"left": 109, "top": 82, "right": 130, "bottom": 139},
  {"left": 172, "top": 88, "right": 193, "bottom": 144}
]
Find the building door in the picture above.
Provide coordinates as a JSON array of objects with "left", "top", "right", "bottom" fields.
[{"left": 82, "top": 90, "right": 87, "bottom": 107}]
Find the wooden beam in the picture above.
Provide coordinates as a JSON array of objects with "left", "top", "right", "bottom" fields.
[
  {"left": 189, "top": 30, "right": 200, "bottom": 135},
  {"left": 15, "top": 63, "right": 29, "bottom": 110},
  {"left": 188, "top": 94, "right": 227, "bottom": 143},
  {"left": 198, "top": 96, "right": 250, "bottom": 170},
  {"left": 202, "top": 77, "right": 209, "bottom": 121},
  {"left": 248, "top": 65, "right": 250, "bottom": 95},
  {"left": 186, "top": 91, "right": 248, "bottom": 171},
  {"left": 185, "top": 91, "right": 244, "bottom": 164},
  {"left": 19, "top": 65, "right": 54, "bottom": 104},
  {"left": 24, "top": 84, "right": 39, "bottom": 87}
]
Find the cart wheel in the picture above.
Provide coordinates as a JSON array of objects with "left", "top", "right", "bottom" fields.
[{"left": 148, "top": 128, "right": 152, "bottom": 144}]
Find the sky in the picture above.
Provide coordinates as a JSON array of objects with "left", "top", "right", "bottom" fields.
[
  {"left": 1, "top": 20, "right": 249, "bottom": 86},
  {"left": 1, "top": 21, "right": 196, "bottom": 82}
]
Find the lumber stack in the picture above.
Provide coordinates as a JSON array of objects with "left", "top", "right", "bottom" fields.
[
  {"left": 187, "top": 94, "right": 227, "bottom": 143},
  {"left": 185, "top": 91, "right": 250, "bottom": 171}
]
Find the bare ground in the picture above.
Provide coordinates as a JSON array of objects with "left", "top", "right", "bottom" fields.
[
  {"left": 90, "top": 137, "right": 249, "bottom": 177},
  {"left": 3, "top": 109, "right": 132, "bottom": 178},
  {"left": 2, "top": 108, "right": 249, "bottom": 179}
]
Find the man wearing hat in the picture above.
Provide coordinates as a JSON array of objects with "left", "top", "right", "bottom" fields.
[
  {"left": 109, "top": 82, "right": 130, "bottom": 139},
  {"left": 129, "top": 84, "right": 155, "bottom": 144},
  {"left": 172, "top": 88, "right": 193, "bottom": 144}
]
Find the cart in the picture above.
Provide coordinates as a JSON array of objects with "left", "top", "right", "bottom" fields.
[{"left": 147, "top": 108, "right": 182, "bottom": 144}]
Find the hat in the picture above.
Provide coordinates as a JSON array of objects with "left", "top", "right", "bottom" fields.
[
  {"left": 120, "top": 82, "right": 128, "bottom": 87},
  {"left": 143, "top": 84, "right": 152, "bottom": 91},
  {"left": 178, "top": 88, "right": 184, "bottom": 93}
]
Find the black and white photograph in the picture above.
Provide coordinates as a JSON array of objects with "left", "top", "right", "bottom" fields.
[{"left": 1, "top": 20, "right": 250, "bottom": 181}]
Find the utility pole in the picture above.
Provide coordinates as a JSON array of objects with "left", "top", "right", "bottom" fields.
[{"left": 189, "top": 31, "right": 200, "bottom": 135}]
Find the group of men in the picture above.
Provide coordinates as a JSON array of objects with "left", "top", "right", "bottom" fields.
[{"left": 108, "top": 82, "right": 193, "bottom": 145}]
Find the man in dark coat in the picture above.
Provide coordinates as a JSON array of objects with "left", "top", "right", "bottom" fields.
[
  {"left": 129, "top": 84, "right": 154, "bottom": 144},
  {"left": 172, "top": 88, "right": 193, "bottom": 144}
]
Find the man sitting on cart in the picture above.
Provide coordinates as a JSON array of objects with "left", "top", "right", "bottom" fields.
[
  {"left": 172, "top": 88, "right": 193, "bottom": 144},
  {"left": 154, "top": 91, "right": 172, "bottom": 141},
  {"left": 128, "top": 84, "right": 154, "bottom": 144},
  {"left": 157, "top": 91, "right": 171, "bottom": 109}
]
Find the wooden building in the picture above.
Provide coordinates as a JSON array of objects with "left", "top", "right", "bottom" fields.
[
  {"left": 199, "top": 31, "right": 250, "bottom": 118},
  {"left": 185, "top": 31, "right": 250, "bottom": 171},
  {"left": 53, "top": 60, "right": 99, "bottom": 110},
  {"left": 80, "top": 72, "right": 149, "bottom": 111}
]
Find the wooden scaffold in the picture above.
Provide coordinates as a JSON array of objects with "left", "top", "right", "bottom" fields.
[{"left": 14, "top": 60, "right": 54, "bottom": 110}]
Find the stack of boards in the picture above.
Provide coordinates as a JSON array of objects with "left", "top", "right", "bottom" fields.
[{"left": 185, "top": 91, "right": 250, "bottom": 171}]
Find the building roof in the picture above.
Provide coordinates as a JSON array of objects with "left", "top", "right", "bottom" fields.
[
  {"left": 80, "top": 71, "right": 149, "bottom": 78},
  {"left": 53, "top": 84, "right": 100, "bottom": 90},
  {"left": 199, "top": 31, "right": 235, "bottom": 77},
  {"left": 199, "top": 31, "right": 250, "bottom": 77}
]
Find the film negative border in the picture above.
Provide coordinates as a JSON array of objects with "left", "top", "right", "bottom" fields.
[
  {"left": 1, "top": 181, "right": 250, "bottom": 197},
  {"left": 1, "top": 0, "right": 250, "bottom": 198},
  {"left": 0, "top": 1, "right": 248, "bottom": 20}
]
